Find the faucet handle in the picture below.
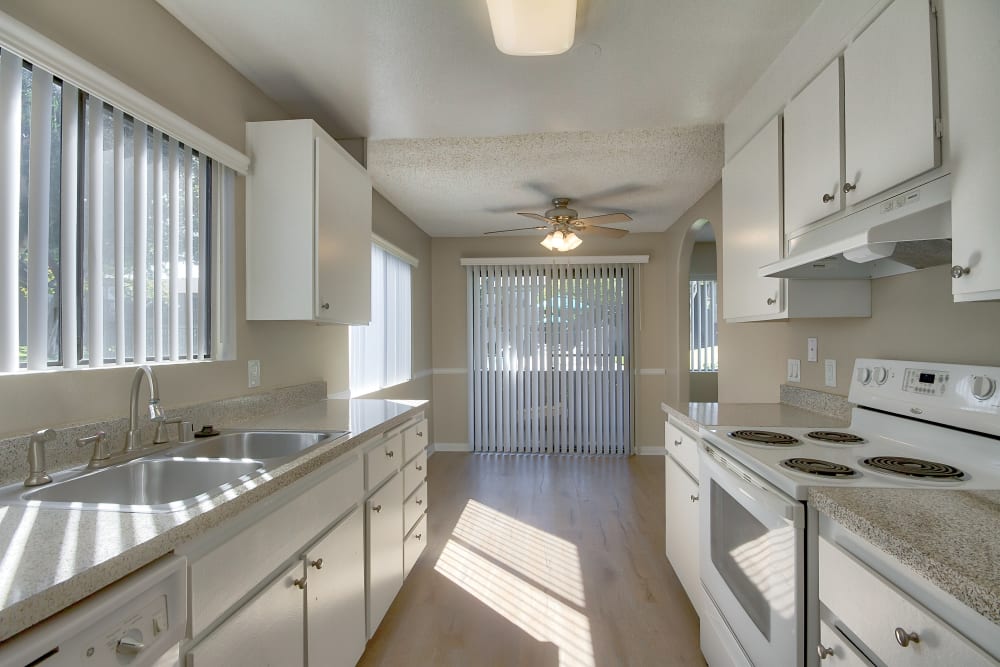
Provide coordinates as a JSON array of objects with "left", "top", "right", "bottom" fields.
[
  {"left": 154, "top": 419, "right": 194, "bottom": 444},
  {"left": 77, "top": 431, "right": 110, "bottom": 467}
]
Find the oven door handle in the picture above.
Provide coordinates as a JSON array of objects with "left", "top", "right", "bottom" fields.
[{"left": 703, "top": 445, "right": 804, "bottom": 528}]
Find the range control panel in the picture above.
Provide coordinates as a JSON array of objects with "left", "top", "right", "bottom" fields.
[{"left": 850, "top": 359, "right": 1000, "bottom": 437}]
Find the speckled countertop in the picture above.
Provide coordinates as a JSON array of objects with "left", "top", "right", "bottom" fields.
[
  {"left": 810, "top": 487, "right": 1000, "bottom": 626},
  {"left": 0, "top": 398, "right": 427, "bottom": 642},
  {"left": 660, "top": 401, "right": 849, "bottom": 432}
]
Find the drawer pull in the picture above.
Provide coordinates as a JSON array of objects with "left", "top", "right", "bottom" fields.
[
  {"left": 817, "top": 644, "right": 834, "bottom": 660},
  {"left": 415, "top": 533, "right": 422, "bottom": 540},
  {"left": 822, "top": 193, "right": 834, "bottom": 203},
  {"left": 951, "top": 265, "right": 971, "bottom": 279},
  {"left": 767, "top": 297, "right": 776, "bottom": 305},
  {"left": 417, "top": 431, "right": 424, "bottom": 437},
  {"left": 320, "top": 302, "right": 330, "bottom": 310},
  {"left": 894, "top": 627, "right": 919, "bottom": 648},
  {"left": 385, "top": 449, "right": 395, "bottom": 458},
  {"left": 373, "top": 504, "right": 382, "bottom": 513},
  {"left": 673, "top": 439, "right": 683, "bottom": 446},
  {"left": 309, "top": 558, "right": 324, "bottom": 570},
  {"left": 843, "top": 182, "right": 857, "bottom": 194},
  {"left": 689, "top": 494, "right": 699, "bottom": 503},
  {"left": 416, "top": 464, "right": 424, "bottom": 471},
  {"left": 293, "top": 577, "right": 306, "bottom": 590},
  {"left": 416, "top": 498, "right": 423, "bottom": 505}
]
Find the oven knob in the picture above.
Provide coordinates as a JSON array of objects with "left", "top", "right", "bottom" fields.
[
  {"left": 873, "top": 367, "right": 888, "bottom": 385},
  {"left": 971, "top": 375, "right": 997, "bottom": 401},
  {"left": 856, "top": 367, "right": 872, "bottom": 385}
]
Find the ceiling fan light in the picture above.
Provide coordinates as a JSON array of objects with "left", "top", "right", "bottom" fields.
[
  {"left": 486, "top": 0, "right": 577, "bottom": 56},
  {"left": 564, "top": 232, "right": 583, "bottom": 250},
  {"left": 540, "top": 231, "right": 559, "bottom": 250}
]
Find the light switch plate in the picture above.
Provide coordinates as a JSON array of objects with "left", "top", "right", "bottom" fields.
[
  {"left": 824, "top": 359, "right": 837, "bottom": 387},
  {"left": 807, "top": 338, "right": 818, "bottom": 362},
  {"left": 787, "top": 359, "right": 801, "bottom": 383},
  {"left": 248, "top": 360, "right": 261, "bottom": 388}
]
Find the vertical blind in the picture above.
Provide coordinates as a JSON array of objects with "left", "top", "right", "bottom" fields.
[
  {"left": 349, "top": 243, "right": 412, "bottom": 395},
  {"left": 690, "top": 279, "right": 718, "bottom": 372},
  {"left": 0, "top": 49, "right": 236, "bottom": 372},
  {"left": 467, "top": 263, "right": 635, "bottom": 455}
]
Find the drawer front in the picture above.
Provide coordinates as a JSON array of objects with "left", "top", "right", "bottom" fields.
[
  {"left": 818, "top": 537, "right": 995, "bottom": 667},
  {"left": 404, "top": 481, "right": 427, "bottom": 534},
  {"left": 818, "top": 618, "right": 873, "bottom": 666},
  {"left": 403, "top": 419, "right": 428, "bottom": 462},
  {"left": 189, "top": 457, "right": 361, "bottom": 638},
  {"left": 666, "top": 420, "right": 699, "bottom": 480},
  {"left": 404, "top": 513, "right": 427, "bottom": 579},
  {"left": 366, "top": 432, "right": 402, "bottom": 490},
  {"left": 403, "top": 449, "right": 427, "bottom": 498}
]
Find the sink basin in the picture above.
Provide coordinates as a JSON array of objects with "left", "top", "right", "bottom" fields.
[
  {"left": 22, "top": 459, "right": 265, "bottom": 510},
  {"left": 166, "top": 430, "right": 345, "bottom": 461}
]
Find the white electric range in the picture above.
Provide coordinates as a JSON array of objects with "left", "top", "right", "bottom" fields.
[{"left": 696, "top": 358, "right": 1000, "bottom": 667}]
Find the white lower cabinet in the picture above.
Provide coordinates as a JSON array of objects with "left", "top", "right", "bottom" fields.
[
  {"left": 306, "top": 509, "right": 366, "bottom": 667},
  {"left": 186, "top": 561, "right": 305, "bottom": 666},
  {"left": 367, "top": 473, "right": 404, "bottom": 637},
  {"left": 817, "top": 618, "right": 873, "bottom": 666},
  {"left": 664, "top": 454, "right": 701, "bottom": 615}
]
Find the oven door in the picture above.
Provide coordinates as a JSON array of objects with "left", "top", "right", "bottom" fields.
[{"left": 700, "top": 443, "right": 805, "bottom": 667}]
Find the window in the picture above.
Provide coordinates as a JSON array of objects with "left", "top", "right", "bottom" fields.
[
  {"left": 690, "top": 279, "right": 718, "bottom": 372},
  {"left": 0, "top": 48, "right": 236, "bottom": 372},
  {"left": 349, "top": 241, "right": 412, "bottom": 395}
]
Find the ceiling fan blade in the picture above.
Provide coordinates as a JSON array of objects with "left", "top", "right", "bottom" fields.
[
  {"left": 578, "top": 225, "right": 628, "bottom": 238},
  {"left": 579, "top": 183, "right": 649, "bottom": 203},
  {"left": 483, "top": 225, "right": 548, "bottom": 235},
  {"left": 575, "top": 213, "right": 632, "bottom": 226},
  {"left": 516, "top": 212, "right": 554, "bottom": 224}
]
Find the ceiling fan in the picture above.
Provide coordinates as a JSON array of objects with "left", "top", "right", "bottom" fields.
[{"left": 485, "top": 198, "right": 633, "bottom": 251}]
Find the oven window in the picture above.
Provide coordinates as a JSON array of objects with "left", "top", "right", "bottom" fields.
[{"left": 710, "top": 480, "right": 772, "bottom": 640}]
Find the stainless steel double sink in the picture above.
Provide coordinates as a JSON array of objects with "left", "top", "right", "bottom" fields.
[{"left": 6, "top": 430, "right": 348, "bottom": 513}]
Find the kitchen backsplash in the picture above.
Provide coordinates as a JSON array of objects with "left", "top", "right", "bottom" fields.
[
  {"left": 0, "top": 381, "right": 327, "bottom": 487},
  {"left": 780, "top": 385, "right": 852, "bottom": 421}
]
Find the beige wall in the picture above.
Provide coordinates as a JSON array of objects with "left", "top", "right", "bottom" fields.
[
  {"left": 689, "top": 242, "right": 717, "bottom": 277},
  {"left": 0, "top": 0, "right": 431, "bottom": 439}
]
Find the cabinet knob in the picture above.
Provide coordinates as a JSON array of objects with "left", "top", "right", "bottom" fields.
[
  {"left": 416, "top": 498, "right": 423, "bottom": 505},
  {"left": 416, "top": 465, "right": 423, "bottom": 471},
  {"left": 843, "top": 182, "right": 857, "bottom": 194},
  {"left": 894, "top": 627, "right": 920, "bottom": 648},
  {"left": 673, "top": 439, "right": 683, "bottom": 446},
  {"left": 293, "top": 577, "right": 306, "bottom": 590},
  {"left": 766, "top": 297, "right": 776, "bottom": 305},
  {"left": 386, "top": 449, "right": 395, "bottom": 458},
  {"left": 320, "top": 302, "right": 330, "bottom": 310},
  {"left": 415, "top": 533, "right": 422, "bottom": 540},
  {"left": 822, "top": 193, "right": 835, "bottom": 203},
  {"left": 373, "top": 504, "right": 382, "bottom": 513},
  {"left": 951, "top": 265, "right": 971, "bottom": 279},
  {"left": 817, "top": 644, "right": 834, "bottom": 660},
  {"left": 416, "top": 431, "right": 423, "bottom": 437},
  {"left": 690, "top": 494, "right": 699, "bottom": 503},
  {"left": 310, "top": 558, "right": 324, "bottom": 570}
]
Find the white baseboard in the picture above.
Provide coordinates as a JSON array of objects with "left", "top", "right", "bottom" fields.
[
  {"left": 637, "top": 446, "right": 666, "bottom": 456},
  {"left": 429, "top": 442, "right": 472, "bottom": 454}
]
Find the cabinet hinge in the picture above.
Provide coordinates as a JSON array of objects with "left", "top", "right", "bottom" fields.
[{"left": 935, "top": 117, "right": 944, "bottom": 138}]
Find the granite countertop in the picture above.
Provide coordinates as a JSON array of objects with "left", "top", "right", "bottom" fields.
[
  {"left": 0, "top": 398, "right": 427, "bottom": 642},
  {"left": 810, "top": 487, "right": 1000, "bottom": 626},
  {"left": 661, "top": 401, "right": 849, "bottom": 433}
]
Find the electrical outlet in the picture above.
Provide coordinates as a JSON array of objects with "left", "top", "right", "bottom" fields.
[
  {"left": 248, "top": 360, "right": 261, "bottom": 388},
  {"left": 807, "top": 338, "right": 818, "bottom": 362},
  {"left": 825, "top": 359, "right": 837, "bottom": 387},
  {"left": 787, "top": 359, "right": 801, "bottom": 383}
]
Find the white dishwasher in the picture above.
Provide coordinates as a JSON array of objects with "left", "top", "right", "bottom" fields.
[{"left": 0, "top": 555, "right": 187, "bottom": 667}]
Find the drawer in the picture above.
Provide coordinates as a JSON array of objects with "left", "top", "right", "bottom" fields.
[
  {"left": 404, "top": 513, "right": 427, "bottom": 579},
  {"left": 189, "top": 456, "right": 361, "bottom": 638},
  {"left": 403, "top": 449, "right": 427, "bottom": 498},
  {"left": 404, "top": 481, "right": 427, "bottom": 534},
  {"left": 818, "top": 537, "right": 996, "bottom": 667},
  {"left": 818, "top": 618, "right": 873, "bottom": 666},
  {"left": 403, "top": 418, "right": 428, "bottom": 462},
  {"left": 666, "top": 419, "right": 699, "bottom": 480},
  {"left": 365, "top": 432, "right": 402, "bottom": 490}
]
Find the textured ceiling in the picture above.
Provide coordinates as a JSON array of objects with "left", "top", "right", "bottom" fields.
[{"left": 156, "top": 0, "right": 819, "bottom": 235}]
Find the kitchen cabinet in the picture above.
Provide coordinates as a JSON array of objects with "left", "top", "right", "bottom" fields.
[
  {"left": 817, "top": 618, "right": 873, "bottom": 666},
  {"left": 722, "top": 118, "right": 871, "bottom": 322},
  {"left": 783, "top": 59, "right": 843, "bottom": 233},
  {"left": 246, "top": 119, "right": 372, "bottom": 324},
  {"left": 843, "top": 0, "right": 939, "bottom": 207},
  {"left": 367, "top": 473, "right": 404, "bottom": 637},
  {"left": 663, "top": 418, "right": 700, "bottom": 615},
  {"left": 944, "top": 0, "right": 1000, "bottom": 302}
]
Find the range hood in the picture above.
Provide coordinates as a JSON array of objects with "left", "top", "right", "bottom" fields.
[{"left": 760, "top": 174, "right": 952, "bottom": 279}]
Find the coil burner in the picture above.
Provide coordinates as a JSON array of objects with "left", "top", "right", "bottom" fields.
[
  {"left": 780, "top": 458, "right": 860, "bottom": 478},
  {"left": 806, "top": 431, "right": 866, "bottom": 445},
  {"left": 861, "top": 456, "right": 966, "bottom": 480},
  {"left": 727, "top": 430, "right": 800, "bottom": 447}
]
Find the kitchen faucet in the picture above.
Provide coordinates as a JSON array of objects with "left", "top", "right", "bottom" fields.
[{"left": 124, "top": 365, "right": 165, "bottom": 453}]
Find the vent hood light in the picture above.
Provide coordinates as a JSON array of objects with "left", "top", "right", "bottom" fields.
[{"left": 486, "top": 0, "right": 577, "bottom": 56}]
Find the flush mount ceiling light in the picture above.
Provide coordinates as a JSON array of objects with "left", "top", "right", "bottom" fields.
[
  {"left": 486, "top": 0, "right": 577, "bottom": 56},
  {"left": 540, "top": 229, "right": 583, "bottom": 252}
]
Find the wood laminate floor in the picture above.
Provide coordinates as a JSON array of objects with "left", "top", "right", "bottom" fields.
[{"left": 358, "top": 453, "right": 705, "bottom": 667}]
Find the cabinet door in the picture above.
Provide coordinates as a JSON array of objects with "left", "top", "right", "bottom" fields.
[
  {"left": 945, "top": 0, "right": 1000, "bottom": 302},
  {"left": 306, "top": 509, "right": 366, "bottom": 667},
  {"left": 843, "top": 0, "right": 938, "bottom": 205},
  {"left": 784, "top": 59, "right": 843, "bottom": 233},
  {"left": 366, "top": 474, "right": 404, "bottom": 637},
  {"left": 664, "top": 457, "right": 700, "bottom": 615},
  {"left": 818, "top": 618, "right": 874, "bottom": 666},
  {"left": 315, "top": 133, "right": 372, "bottom": 324},
  {"left": 722, "top": 116, "right": 784, "bottom": 321},
  {"left": 187, "top": 561, "right": 304, "bottom": 667}
]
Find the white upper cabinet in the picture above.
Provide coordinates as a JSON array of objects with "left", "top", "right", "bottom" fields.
[
  {"left": 783, "top": 59, "right": 843, "bottom": 233},
  {"left": 944, "top": 0, "right": 1000, "bottom": 302},
  {"left": 246, "top": 120, "right": 372, "bottom": 324},
  {"left": 843, "top": 0, "right": 939, "bottom": 206}
]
